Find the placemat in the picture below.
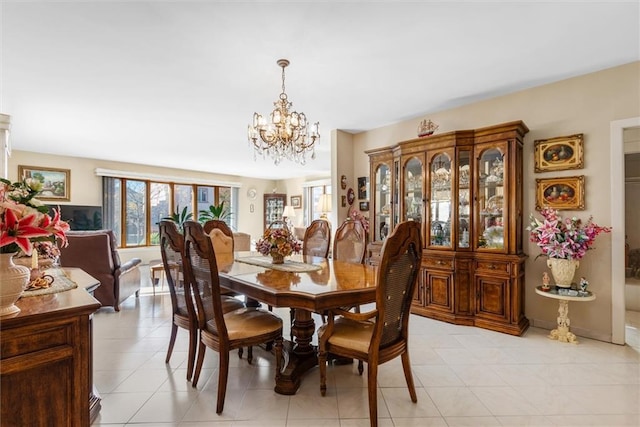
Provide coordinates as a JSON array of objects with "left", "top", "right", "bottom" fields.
[
  {"left": 235, "top": 256, "right": 322, "bottom": 272},
  {"left": 21, "top": 269, "right": 78, "bottom": 297}
]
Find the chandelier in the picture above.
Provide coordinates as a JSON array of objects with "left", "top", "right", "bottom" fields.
[{"left": 248, "top": 59, "right": 320, "bottom": 165}]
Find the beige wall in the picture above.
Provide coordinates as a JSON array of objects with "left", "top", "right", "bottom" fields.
[
  {"left": 351, "top": 61, "right": 640, "bottom": 342},
  {"left": 7, "top": 150, "right": 281, "bottom": 262}
]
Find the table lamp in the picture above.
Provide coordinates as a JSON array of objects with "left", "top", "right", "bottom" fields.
[
  {"left": 319, "top": 194, "right": 332, "bottom": 220},
  {"left": 282, "top": 205, "right": 296, "bottom": 229}
]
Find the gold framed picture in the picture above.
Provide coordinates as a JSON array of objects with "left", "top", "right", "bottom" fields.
[
  {"left": 18, "top": 165, "right": 71, "bottom": 201},
  {"left": 534, "top": 133, "right": 584, "bottom": 172},
  {"left": 535, "top": 176, "right": 585, "bottom": 210}
]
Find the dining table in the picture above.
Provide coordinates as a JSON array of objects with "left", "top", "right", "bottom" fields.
[{"left": 215, "top": 251, "right": 378, "bottom": 395}]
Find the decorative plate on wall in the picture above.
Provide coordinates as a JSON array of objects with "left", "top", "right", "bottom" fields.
[{"left": 347, "top": 188, "right": 355, "bottom": 205}]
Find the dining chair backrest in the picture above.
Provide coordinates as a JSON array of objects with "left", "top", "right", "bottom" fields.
[
  {"left": 183, "top": 220, "right": 227, "bottom": 336},
  {"left": 332, "top": 219, "right": 367, "bottom": 264},
  {"left": 375, "top": 220, "right": 422, "bottom": 347},
  {"left": 203, "top": 219, "right": 234, "bottom": 256},
  {"left": 159, "top": 220, "right": 193, "bottom": 320},
  {"left": 303, "top": 219, "right": 331, "bottom": 258}
]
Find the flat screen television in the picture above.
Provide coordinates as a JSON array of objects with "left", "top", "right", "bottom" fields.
[{"left": 50, "top": 205, "right": 103, "bottom": 231}]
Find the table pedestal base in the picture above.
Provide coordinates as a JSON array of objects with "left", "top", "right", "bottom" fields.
[
  {"left": 548, "top": 300, "right": 579, "bottom": 344},
  {"left": 274, "top": 309, "right": 317, "bottom": 395}
]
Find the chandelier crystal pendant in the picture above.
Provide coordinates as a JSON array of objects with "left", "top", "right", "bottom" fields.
[{"left": 248, "top": 59, "right": 320, "bottom": 165}]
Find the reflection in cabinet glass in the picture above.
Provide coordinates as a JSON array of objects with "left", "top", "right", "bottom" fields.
[
  {"left": 458, "top": 150, "right": 471, "bottom": 248},
  {"left": 429, "top": 153, "right": 452, "bottom": 247},
  {"left": 375, "top": 164, "right": 391, "bottom": 241},
  {"left": 477, "top": 148, "right": 505, "bottom": 250},
  {"left": 404, "top": 157, "right": 423, "bottom": 225}
]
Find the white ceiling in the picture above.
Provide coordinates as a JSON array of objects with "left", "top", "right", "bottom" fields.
[{"left": 2, "top": 1, "right": 639, "bottom": 180}]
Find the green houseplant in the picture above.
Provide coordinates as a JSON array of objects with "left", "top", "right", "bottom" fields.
[{"left": 198, "top": 202, "right": 232, "bottom": 224}]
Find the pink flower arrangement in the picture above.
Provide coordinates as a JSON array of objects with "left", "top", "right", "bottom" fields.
[
  {"left": 0, "top": 178, "right": 70, "bottom": 255},
  {"left": 527, "top": 208, "right": 611, "bottom": 260},
  {"left": 256, "top": 226, "right": 302, "bottom": 258},
  {"left": 348, "top": 209, "right": 370, "bottom": 232}
]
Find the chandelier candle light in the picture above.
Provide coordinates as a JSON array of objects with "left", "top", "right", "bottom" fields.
[{"left": 248, "top": 59, "right": 320, "bottom": 165}]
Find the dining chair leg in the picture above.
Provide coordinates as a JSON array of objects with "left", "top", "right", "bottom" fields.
[
  {"left": 238, "top": 347, "right": 243, "bottom": 358},
  {"left": 367, "top": 361, "right": 379, "bottom": 427},
  {"left": 191, "top": 341, "right": 207, "bottom": 388},
  {"left": 247, "top": 346, "right": 253, "bottom": 364},
  {"left": 318, "top": 348, "right": 328, "bottom": 396},
  {"left": 165, "top": 321, "right": 178, "bottom": 363},
  {"left": 186, "top": 326, "right": 197, "bottom": 381},
  {"left": 358, "top": 360, "right": 364, "bottom": 375},
  {"left": 216, "top": 351, "right": 230, "bottom": 414},
  {"left": 401, "top": 351, "right": 418, "bottom": 402}
]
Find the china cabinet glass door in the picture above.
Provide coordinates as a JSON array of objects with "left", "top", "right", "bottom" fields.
[
  {"left": 477, "top": 147, "right": 505, "bottom": 250},
  {"left": 403, "top": 157, "right": 423, "bottom": 225},
  {"left": 374, "top": 164, "right": 391, "bottom": 240},
  {"left": 429, "top": 152, "right": 453, "bottom": 248},
  {"left": 458, "top": 150, "right": 471, "bottom": 249}
]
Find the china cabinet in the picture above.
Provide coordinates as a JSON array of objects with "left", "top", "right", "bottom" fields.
[
  {"left": 264, "top": 193, "right": 286, "bottom": 229},
  {"left": 366, "top": 121, "right": 529, "bottom": 336}
]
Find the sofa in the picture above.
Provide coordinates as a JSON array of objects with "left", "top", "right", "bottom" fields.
[{"left": 59, "top": 230, "right": 142, "bottom": 311}]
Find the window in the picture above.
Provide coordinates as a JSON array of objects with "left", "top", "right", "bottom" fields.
[
  {"left": 103, "top": 177, "right": 235, "bottom": 248},
  {"left": 304, "top": 184, "right": 331, "bottom": 224},
  {"left": 125, "top": 180, "right": 147, "bottom": 247}
]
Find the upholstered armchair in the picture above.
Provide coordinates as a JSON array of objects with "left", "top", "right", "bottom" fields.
[{"left": 59, "top": 229, "right": 142, "bottom": 311}]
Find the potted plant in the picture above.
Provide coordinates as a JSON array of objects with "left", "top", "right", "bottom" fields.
[{"left": 198, "top": 202, "right": 232, "bottom": 224}]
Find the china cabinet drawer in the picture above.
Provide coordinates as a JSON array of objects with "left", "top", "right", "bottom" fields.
[
  {"left": 475, "top": 260, "right": 510, "bottom": 274},
  {"left": 424, "top": 257, "right": 453, "bottom": 270}
]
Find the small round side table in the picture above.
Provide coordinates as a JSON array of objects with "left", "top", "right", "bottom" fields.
[{"left": 535, "top": 286, "right": 596, "bottom": 344}]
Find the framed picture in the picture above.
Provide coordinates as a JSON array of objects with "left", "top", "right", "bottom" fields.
[
  {"left": 359, "top": 201, "right": 369, "bottom": 211},
  {"left": 535, "top": 176, "right": 585, "bottom": 210},
  {"left": 341, "top": 195, "right": 347, "bottom": 207},
  {"left": 290, "top": 195, "right": 302, "bottom": 209},
  {"left": 357, "top": 176, "right": 369, "bottom": 200},
  {"left": 18, "top": 165, "right": 70, "bottom": 201},
  {"left": 534, "top": 133, "right": 584, "bottom": 172}
]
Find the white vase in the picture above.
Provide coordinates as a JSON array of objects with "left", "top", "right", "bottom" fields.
[
  {"left": 0, "top": 253, "right": 30, "bottom": 316},
  {"left": 547, "top": 258, "right": 579, "bottom": 289}
]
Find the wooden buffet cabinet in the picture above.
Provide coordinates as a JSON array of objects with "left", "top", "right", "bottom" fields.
[
  {"left": 366, "top": 121, "right": 529, "bottom": 336},
  {"left": 1, "top": 268, "right": 102, "bottom": 426}
]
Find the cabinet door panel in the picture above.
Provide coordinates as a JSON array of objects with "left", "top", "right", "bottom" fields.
[
  {"left": 425, "top": 270, "right": 453, "bottom": 312},
  {"left": 475, "top": 275, "right": 509, "bottom": 322}
]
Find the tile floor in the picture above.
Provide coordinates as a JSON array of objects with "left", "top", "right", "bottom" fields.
[{"left": 92, "top": 271, "right": 640, "bottom": 427}]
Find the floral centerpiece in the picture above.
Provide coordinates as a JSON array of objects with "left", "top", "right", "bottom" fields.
[
  {"left": 255, "top": 226, "right": 302, "bottom": 264},
  {"left": 1, "top": 178, "right": 70, "bottom": 256},
  {"left": 527, "top": 208, "right": 611, "bottom": 287},
  {"left": 0, "top": 178, "right": 70, "bottom": 315},
  {"left": 348, "top": 209, "right": 370, "bottom": 232}
]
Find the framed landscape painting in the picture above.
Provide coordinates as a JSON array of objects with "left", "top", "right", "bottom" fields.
[
  {"left": 18, "top": 165, "right": 71, "bottom": 201},
  {"left": 535, "top": 175, "right": 585, "bottom": 210},
  {"left": 534, "top": 133, "right": 584, "bottom": 172}
]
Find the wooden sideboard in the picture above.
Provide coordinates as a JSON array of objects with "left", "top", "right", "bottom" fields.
[{"left": 0, "top": 268, "right": 102, "bottom": 426}]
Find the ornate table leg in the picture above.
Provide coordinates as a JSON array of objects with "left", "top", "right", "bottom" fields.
[
  {"left": 548, "top": 299, "right": 578, "bottom": 344},
  {"left": 274, "top": 309, "right": 317, "bottom": 395}
]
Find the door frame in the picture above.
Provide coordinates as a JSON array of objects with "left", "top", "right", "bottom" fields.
[{"left": 610, "top": 117, "right": 640, "bottom": 344}]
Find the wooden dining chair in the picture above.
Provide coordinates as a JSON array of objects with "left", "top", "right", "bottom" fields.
[
  {"left": 203, "top": 219, "right": 234, "bottom": 256},
  {"left": 182, "top": 220, "right": 283, "bottom": 414},
  {"left": 302, "top": 219, "right": 331, "bottom": 258},
  {"left": 159, "top": 221, "right": 245, "bottom": 381},
  {"left": 318, "top": 221, "right": 423, "bottom": 427},
  {"left": 332, "top": 219, "right": 367, "bottom": 264}
]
